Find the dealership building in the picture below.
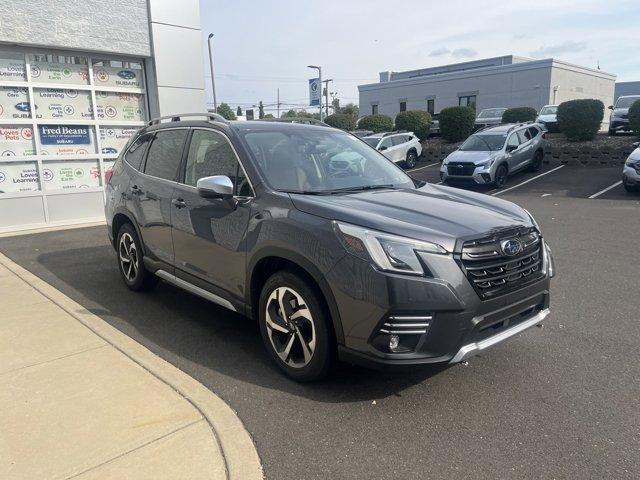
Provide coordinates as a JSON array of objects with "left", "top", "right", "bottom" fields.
[
  {"left": 358, "top": 55, "right": 615, "bottom": 122},
  {"left": 0, "top": 0, "right": 206, "bottom": 232}
]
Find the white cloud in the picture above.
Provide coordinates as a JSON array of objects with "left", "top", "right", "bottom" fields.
[
  {"left": 531, "top": 41, "right": 588, "bottom": 57},
  {"left": 429, "top": 48, "right": 450, "bottom": 57},
  {"left": 452, "top": 48, "right": 478, "bottom": 59}
]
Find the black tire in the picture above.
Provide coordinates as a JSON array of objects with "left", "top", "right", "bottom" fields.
[
  {"left": 609, "top": 129, "right": 616, "bottom": 136},
  {"left": 624, "top": 182, "right": 637, "bottom": 193},
  {"left": 258, "top": 270, "right": 334, "bottom": 382},
  {"left": 494, "top": 164, "right": 508, "bottom": 188},
  {"left": 116, "top": 223, "right": 158, "bottom": 291},
  {"left": 405, "top": 149, "right": 418, "bottom": 169},
  {"left": 530, "top": 150, "right": 543, "bottom": 172}
]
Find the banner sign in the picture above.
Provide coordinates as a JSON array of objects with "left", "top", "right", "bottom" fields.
[
  {"left": 99, "top": 126, "right": 138, "bottom": 154},
  {"left": 0, "top": 126, "right": 35, "bottom": 156},
  {"left": 30, "top": 61, "right": 89, "bottom": 85},
  {"left": 39, "top": 125, "right": 90, "bottom": 145},
  {"left": 34, "top": 88, "right": 93, "bottom": 120},
  {"left": 309, "top": 78, "right": 320, "bottom": 107},
  {"left": 0, "top": 87, "right": 30, "bottom": 120},
  {"left": 42, "top": 160, "right": 100, "bottom": 190},
  {"left": 0, "top": 57, "right": 26, "bottom": 82},
  {"left": 0, "top": 162, "right": 39, "bottom": 193},
  {"left": 93, "top": 66, "right": 142, "bottom": 89},
  {"left": 95, "top": 92, "right": 145, "bottom": 122}
]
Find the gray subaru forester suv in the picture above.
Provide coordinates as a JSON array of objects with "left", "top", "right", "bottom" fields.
[{"left": 105, "top": 113, "right": 554, "bottom": 381}]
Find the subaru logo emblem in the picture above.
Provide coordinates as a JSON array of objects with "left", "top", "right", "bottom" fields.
[
  {"left": 501, "top": 238, "right": 523, "bottom": 256},
  {"left": 15, "top": 102, "right": 31, "bottom": 112},
  {"left": 117, "top": 70, "right": 136, "bottom": 80}
]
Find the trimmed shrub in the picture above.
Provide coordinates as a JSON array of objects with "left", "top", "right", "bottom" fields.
[
  {"left": 358, "top": 114, "right": 394, "bottom": 133},
  {"left": 324, "top": 113, "right": 357, "bottom": 131},
  {"left": 502, "top": 107, "right": 537, "bottom": 124},
  {"left": 395, "top": 110, "right": 432, "bottom": 140},
  {"left": 629, "top": 100, "right": 640, "bottom": 138},
  {"left": 439, "top": 106, "right": 475, "bottom": 142},
  {"left": 557, "top": 99, "right": 604, "bottom": 141},
  {"left": 216, "top": 103, "right": 237, "bottom": 121}
]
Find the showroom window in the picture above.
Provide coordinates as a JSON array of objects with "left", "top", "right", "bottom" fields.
[{"left": 0, "top": 48, "right": 147, "bottom": 226}]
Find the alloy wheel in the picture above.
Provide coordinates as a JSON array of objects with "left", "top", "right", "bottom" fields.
[
  {"left": 119, "top": 232, "right": 138, "bottom": 282},
  {"left": 406, "top": 151, "right": 417, "bottom": 168},
  {"left": 265, "top": 286, "right": 316, "bottom": 368}
]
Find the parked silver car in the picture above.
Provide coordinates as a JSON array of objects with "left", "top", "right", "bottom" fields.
[
  {"left": 623, "top": 141, "right": 640, "bottom": 193},
  {"left": 440, "top": 123, "right": 546, "bottom": 188},
  {"left": 362, "top": 132, "right": 422, "bottom": 168},
  {"left": 474, "top": 108, "right": 507, "bottom": 130},
  {"left": 536, "top": 105, "right": 559, "bottom": 133}
]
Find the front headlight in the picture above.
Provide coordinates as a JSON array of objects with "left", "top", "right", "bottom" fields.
[
  {"left": 523, "top": 208, "right": 540, "bottom": 231},
  {"left": 543, "top": 241, "right": 555, "bottom": 278},
  {"left": 333, "top": 221, "right": 447, "bottom": 276}
]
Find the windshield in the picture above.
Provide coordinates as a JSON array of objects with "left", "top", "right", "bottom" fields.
[
  {"left": 239, "top": 128, "right": 415, "bottom": 193},
  {"left": 615, "top": 96, "right": 640, "bottom": 109},
  {"left": 477, "top": 108, "right": 506, "bottom": 119},
  {"left": 459, "top": 134, "right": 506, "bottom": 152},
  {"left": 540, "top": 106, "right": 558, "bottom": 115},
  {"left": 362, "top": 137, "right": 380, "bottom": 147}
]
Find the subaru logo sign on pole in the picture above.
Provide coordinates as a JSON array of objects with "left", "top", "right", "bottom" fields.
[{"left": 309, "top": 78, "right": 320, "bottom": 107}]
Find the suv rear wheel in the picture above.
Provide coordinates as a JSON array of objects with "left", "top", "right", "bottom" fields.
[
  {"left": 529, "top": 150, "right": 543, "bottom": 172},
  {"left": 258, "top": 270, "right": 333, "bottom": 381},
  {"left": 405, "top": 149, "right": 418, "bottom": 169},
  {"left": 116, "top": 223, "right": 158, "bottom": 291}
]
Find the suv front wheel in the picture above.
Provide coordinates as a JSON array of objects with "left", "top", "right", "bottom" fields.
[
  {"left": 258, "top": 270, "right": 333, "bottom": 381},
  {"left": 494, "top": 164, "right": 509, "bottom": 188}
]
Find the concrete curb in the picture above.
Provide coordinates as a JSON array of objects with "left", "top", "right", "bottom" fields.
[{"left": 0, "top": 252, "right": 263, "bottom": 480}]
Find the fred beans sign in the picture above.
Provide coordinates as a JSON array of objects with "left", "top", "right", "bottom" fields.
[
  {"left": 0, "top": 163, "right": 39, "bottom": 193},
  {"left": 38, "top": 125, "right": 94, "bottom": 155},
  {"left": 0, "top": 87, "right": 30, "bottom": 120},
  {"left": 0, "top": 127, "right": 35, "bottom": 156},
  {"left": 30, "top": 61, "right": 89, "bottom": 85},
  {"left": 93, "top": 66, "right": 142, "bottom": 89},
  {"left": 42, "top": 160, "right": 100, "bottom": 190},
  {"left": 100, "top": 127, "right": 137, "bottom": 154},
  {"left": 34, "top": 88, "right": 92, "bottom": 120},
  {"left": 95, "top": 92, "right": 145, "bottom": 122}
]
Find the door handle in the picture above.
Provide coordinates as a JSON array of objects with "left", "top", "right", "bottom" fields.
[
  {"left": 172, "top": 198, "right": 187, "bottom": 209},
  {"left": 130, "top": 184, "right": 142, "bottom": 195}
]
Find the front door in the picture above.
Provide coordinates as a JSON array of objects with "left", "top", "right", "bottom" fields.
[
  {"left": 505, "top": 132, "right": 523, "bottom": 172},
  {"left": 128, "top": 128, "right": 189, "bottom": 267},
  {"left": 171, "top": 128, "right": 253, "bottom": 302}
]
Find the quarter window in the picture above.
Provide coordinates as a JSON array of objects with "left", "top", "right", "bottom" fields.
[
  {"left": 124, "top": 134, "right": 151, "bottom": 171},
  {"left": 184, "top": 129, "right": 250, "bottom": 195},
  {"left": 144, "top": 130, "right": 188, "bottom": 181}
]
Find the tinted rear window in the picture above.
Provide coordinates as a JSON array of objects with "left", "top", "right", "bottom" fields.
[
  {"left": 144, "top": 129, "right": 189, "bottom": 181},
  {"left": 124, "top": 134, "right": 152, "bottom": 171}
]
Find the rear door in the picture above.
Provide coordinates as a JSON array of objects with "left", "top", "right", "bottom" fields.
[
  {"left": 171, "top": 128, "right": 253, "bottom": 303},
  {"left": 129, "top": 128, "right": 189, "bottom": 268}
]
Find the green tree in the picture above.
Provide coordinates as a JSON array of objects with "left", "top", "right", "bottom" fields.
[
  {"left": 263, "top": 113, "right": 274, "bottom": 119},
  {"left": 324, "top": 113, "right": 357, "bottom": 131},
  {"left": 358, "top": 114, "right": 394, "bottom": 133},
  {"left": 502, "top": 107, "right": 537, "bottom": 124},
  {"left": 395, "top": 110, "right": 432, "bottom": 140},
  {"left": 557, "top": 99, "right": 604, "bottom": 141},
  {"left": 341, "top": 103, "right": 359, "bottom": 117},
  {"left": 331, "top": 97, "right": 340, "bottom": 114},
  {"left": 216, "top": 103, "right": 237, "bottom": 121},
  {"left": 281, "top": 109, "right": 298, "bottom": 118},
  {"left": 439, "top": 106, "right": 475, "bottom": 142},
  {"left": 628, "top": 100, "right": 640, "bottom": 138}
]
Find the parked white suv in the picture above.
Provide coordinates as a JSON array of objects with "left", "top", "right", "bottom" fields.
[{"left": 362, "top": 132, "right": 422, "bottom": 168}]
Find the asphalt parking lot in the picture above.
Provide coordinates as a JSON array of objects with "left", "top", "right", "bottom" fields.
[{"left": 2, "top": 164, "right": 639, "bottom": 479}]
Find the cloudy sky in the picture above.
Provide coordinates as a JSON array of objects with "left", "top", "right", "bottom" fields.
[{"left": 199, "top": 0, "right": 639, "bottom": 115}]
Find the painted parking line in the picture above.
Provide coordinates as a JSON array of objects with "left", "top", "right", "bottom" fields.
[
  {"left": 588, "top": 180, "right": 623, "bottom": 199},
  {"left": 407, "top": 162, "right": 441, "bottom": 172},
  {"left": 491, "top": 165, "right": 565, "bottom": 196}
]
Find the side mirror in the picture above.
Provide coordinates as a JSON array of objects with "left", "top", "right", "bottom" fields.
[
  {"left": 506, "top": 145, "right": 518, "bottom": 153},
  {"left": 379, "top": 146, "right": 387, "bottom": 151},
  {"left": 608, "top": 105, "right": 613, "bottom": 110},
  {"left": 197, "top": 175, "right": 234, "bottom": 198}
]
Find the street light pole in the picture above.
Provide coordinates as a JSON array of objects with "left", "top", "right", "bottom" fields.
[
  {"left": 207, "top": 33, "right": 218, "bottom": 112},
  {"left": 307, "top": 65, "right": 322, "bottom": 121}
]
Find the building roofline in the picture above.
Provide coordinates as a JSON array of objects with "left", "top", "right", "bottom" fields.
[{"left": 359, "top": 57, "right": 616, "bottom": 91}]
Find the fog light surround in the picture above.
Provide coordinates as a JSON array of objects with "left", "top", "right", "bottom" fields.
[{"left": 389, "top": 334, "right": 400, "bottom": 352}]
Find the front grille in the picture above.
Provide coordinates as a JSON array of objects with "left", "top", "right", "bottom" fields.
[
  {"left": 459, "top": 227, "right": 545, "bottom": 299},
  {"left": 447, "top": 162, "right": 476, "bottom": 176}
]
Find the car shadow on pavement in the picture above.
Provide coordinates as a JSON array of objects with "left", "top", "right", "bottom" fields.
[{"left": 33, "top": 245, "right": 452, "bottom": 403}]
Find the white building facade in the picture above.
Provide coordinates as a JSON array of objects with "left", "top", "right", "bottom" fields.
[
  {"left": 0, "top": 0, "right": 206, "bottom": 232},
  {"left": 358, "top": 55, "right": 615, "bottom": 123}
]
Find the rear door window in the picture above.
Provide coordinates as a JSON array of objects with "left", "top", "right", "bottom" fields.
[
  {"left": 391, "top": 135, "right": 407, "bottom": 146},
  {"left": 124, "top": 133, "right": 152, "bottom": 171},
  {"left": 517, "top": 129, "right": 532, "bottom": 143},
  {"left": 144, "top": 129, "right": 189, "bottom": 181}
]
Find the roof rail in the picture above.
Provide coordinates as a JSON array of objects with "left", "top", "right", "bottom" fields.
[{"left": 146, "top": 112, "right": 228, "bottom": 126}]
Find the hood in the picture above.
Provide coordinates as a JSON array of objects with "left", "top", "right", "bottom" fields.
[
  {"left": 445, "top": 150, "right": 495, "bottom": 164},
  {"left": 537, "top": 114, "right": 557, "bottom": 122},
  {"left": 628, "top": 147, "right": 640, "bottom": 162},
  {"left": 289, "top": 185, "right": 531, "bottom": 252},
  {"left": 475, "top": 117, "right": 502, "bottom": 124}
]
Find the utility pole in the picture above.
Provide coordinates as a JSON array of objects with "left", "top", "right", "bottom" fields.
[
  {"left": 307, "top": 65, "right": 322, "bottom": 120},
  {"left": 277, "top": 88, "right": 280, "bottom": 118},
  {"left": 323, "top": 79, "right": 333, "bottom": 116},
  {"left": 207, "top": 33, "right": 218, "bottom": 112}
]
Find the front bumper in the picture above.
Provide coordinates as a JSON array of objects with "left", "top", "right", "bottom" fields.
[
  {"left": 623, "top": 164, "right": 640, "bottom": 186},
  {"left": 440, "top": 163, "right": 493, "bottom": 184},
  {"left": 610, "top": 119, "right": 631, "bottom": 131},
  {"left": 327, "top": 245, "right": 552, "bottom": 368}
]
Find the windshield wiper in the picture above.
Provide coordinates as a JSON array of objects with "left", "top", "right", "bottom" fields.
[{"left": 322, "top": 184, "right": 398, "bottom": 194}]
